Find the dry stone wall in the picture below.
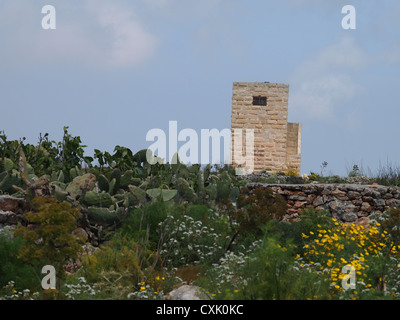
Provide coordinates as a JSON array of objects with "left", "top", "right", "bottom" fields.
[
  {"left": 2, "top": 183, "right": 399, "bottom": 231},
  {"left": 0, "top": 195, "right": 28, "bottom": 225},
  {"left": 246, "top": 183, "right": 400, "bottom": 226}
]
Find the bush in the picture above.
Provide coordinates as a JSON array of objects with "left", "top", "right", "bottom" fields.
[
  {"left": 120, "top": 201, "right": 184, "bottom": 251},
  {"left": 159, "top": 206, "right": 230, "bottom": 269},
  {"left": 265, "top": 207, "right": 334, "bottom": 255},
  {"left": 297, "top": 215, "right": 400, "bottom": 299},
  {"left": 242, "top": 236, "right": 331, "bottom": 300},
  {"left": 79, "top": 234, "right": 143, "bottom": 299},
  {"left": 0, "top": 231, "right": 40, "bottom": 294},
  {"left": 197, "top": 235, "right": 331, "bottom": 300},
  {"left": 13, "top": 197, "right": 84, "bottom": 295}
]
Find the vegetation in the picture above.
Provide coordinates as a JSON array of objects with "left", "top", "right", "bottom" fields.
[{"left": 2, "top": 128, "right": 400, "bottom": 300}]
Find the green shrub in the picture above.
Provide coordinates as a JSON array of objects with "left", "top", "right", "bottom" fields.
[
  {"left": 265, "top": 207, "right": 334, "bottom": 255},
  {"left": 242, "top": 236, "right": 330, "bottom": 300},
  {"left": 0, "top": 231, "right": 40, "bottom": 293},
  {"left": 218, "top": 187, "right": 287, "bottom": 252},
  {"left": 120, "top": 201, "right": 185, "bottom": 251},
  {"left": 159, "top": 207, "right": 230, "bottom": 269},
  {"left": 79, "top": 234, "right": 143, "bottom": 299},
  {"left": 13, "top": 197, "right": 84, "bottom": 296}
]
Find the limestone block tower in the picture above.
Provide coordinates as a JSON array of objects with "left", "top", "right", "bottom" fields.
[{"left": 231, "top": 82, "right": 301, "bottom": 174}]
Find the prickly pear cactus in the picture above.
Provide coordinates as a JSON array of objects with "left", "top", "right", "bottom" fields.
[
  {"left": 176, "top": 178, "right": 197, "bottom": 202},
  {"left": 108, "top": 178, "right": 117, "bottom": 195},
  {"left": 0, "top": 172, "right": 22, "bottom": 194},
  {"left": 120, "top": 170, "right": 142, "bottom": 189},
  {"left": 97, "top": 174, "right": 109, "bottom": 192},
  {"left": 132, "top": 149, "right": 149, "bottom": 165},
  {"left": 128, "top": 185, "right": 148, "bottom": 206},
  {"left": 87, "top": 206, "right": 120, "bottom": 227},
  {"left": 216, "top": 171, "right": 232, "bottom": 200},
  {"left": 110, "top": 168, "right": 121, "bottom": 191},
  {"left": 65, "top": 173, "right": 96, "bottom": 196},
  {"left": 69, "top": 166, "right": 82, "bottom": 180},
  {"left": 83, "top": 191, "right": 114, "bottom": 208},
  {"left": 1, "top": 158, "right": 14, "bottom": 173},
  {"left": 146, "top": 188, "right": 178, "bottom": 202}
]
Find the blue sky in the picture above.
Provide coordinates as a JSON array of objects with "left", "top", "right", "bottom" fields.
[{"left": 1, "top": 0, "right": 400, "bottom": 176}]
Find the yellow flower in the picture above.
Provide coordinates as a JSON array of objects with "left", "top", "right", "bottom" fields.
[
  {"left": 155, "top": 276, "right": 160, "bottom": 281},
  {"left": 140, "top": 287, "right": 146, "bottom": 292},
  {"left": 234, "top": 289, "right": 239, "bottom": 293}
]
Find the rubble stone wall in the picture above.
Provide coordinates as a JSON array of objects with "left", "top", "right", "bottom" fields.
[{"left": 246, "top": 183, "right": 400, "bottom": 226}]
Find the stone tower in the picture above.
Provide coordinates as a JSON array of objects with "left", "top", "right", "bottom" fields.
[{"left": 230, "top": 82, "right": 301, "bottom": 174}]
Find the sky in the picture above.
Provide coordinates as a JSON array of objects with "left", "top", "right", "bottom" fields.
[{"left": 1, "top": 0, "right": 400, "bottom": 176}]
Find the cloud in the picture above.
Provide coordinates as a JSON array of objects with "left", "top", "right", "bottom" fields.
[
  {"left": 0, "top": 0, "right": 157, "bottom": 69},
  {"left": 289, "top": 36, "right": 369, "bottom": 121},
  {"left": 84, "top": 0, "right": 157, "bottom": 68}
]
